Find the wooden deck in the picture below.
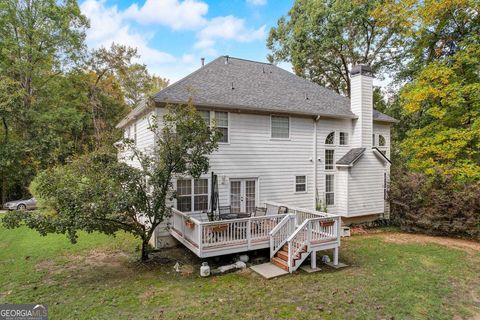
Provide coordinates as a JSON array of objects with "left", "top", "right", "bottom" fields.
[{"left": 170, "top": 201, "right": 342, "bottom": 269}]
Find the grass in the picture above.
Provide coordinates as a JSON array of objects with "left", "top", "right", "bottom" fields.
[{"left": 0, "top": 214, "right": 479, "bottom": 320}]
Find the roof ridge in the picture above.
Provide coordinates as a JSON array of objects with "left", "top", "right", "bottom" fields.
[
  {"left": 153, "top": 56, "right": 224, "bottom": 101},
  {"left": 224, "top": 56, "right": 273, "bottom": 65}
]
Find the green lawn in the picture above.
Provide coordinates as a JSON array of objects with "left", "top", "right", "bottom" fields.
[{"left": 0, "top": 216, "right": 479, "bottom": 320}]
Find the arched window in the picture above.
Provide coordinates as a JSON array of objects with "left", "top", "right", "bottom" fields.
[
  {"left": 379, "top": 135, "right": 386, "bottom": 147},
  {"left": 325, "top": 132, "right": 335, "bottom": 145}
]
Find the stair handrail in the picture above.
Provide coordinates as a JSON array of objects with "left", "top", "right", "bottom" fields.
[
  {"left": 286, "top": 217, "right": 325, "bottom": 271},
  {"left": 269, "top": 214, "right": 295, "bottom": 258}
]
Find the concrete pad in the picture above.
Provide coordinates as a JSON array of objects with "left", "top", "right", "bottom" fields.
[
  {"left": 250, "top": 262, "right": 288, "bottom": 279},
  {"left": 300, "top": 265, "right": 322, "bottom": 273},
  {"left": 325, "top": 261, "right": 348, "bottom": 269}
]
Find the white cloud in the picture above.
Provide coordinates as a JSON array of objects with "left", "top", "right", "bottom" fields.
[
  {"left": 81, "top": 0, "right": 177, "bottom": 77},
  {"left": 195, "top": 16, "right": 266, "bottom": 50},
  {"left": 124, "top": 0, "right": 208, "bottom": 30},
  {"left": 247, "top": 0, "right": 267, "bottom": 6},
  {"left": 80, "top": 0, "right": 267, "bottom": 81}
]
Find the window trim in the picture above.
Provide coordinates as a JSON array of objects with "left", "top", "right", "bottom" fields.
[
  {"left": 325, "top": 131, "right": 335, "bottom": 145},
  {"left": 294, "top": 175, "right": 308, "bottom": 194},
  {"left": 270, "top": 115, "right": 291, "bottom": 140},
  {"left": 175, "top": 178, "right": 210, "bottom": 213},
  {"left": 339, "top": 132, "right": 349, "bottom": 146},
  {"left": 213, "top": 111, "right": 230, "bottom": 144},
  {"left": 325, "top": 174, "right": 335, "bottom": 206},
  {"left": 325, "top": 149, "right": 335, "bottom": 171}
]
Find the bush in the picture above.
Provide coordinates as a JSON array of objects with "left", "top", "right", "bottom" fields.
[{"left": 390, "top": 172, "right": 480, "bottom": 239}]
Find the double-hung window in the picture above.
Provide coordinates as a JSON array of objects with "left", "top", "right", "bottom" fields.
[
  {"left": 199, "top": 110, "right": 211, "bottom": 125},
  {"left": 295, "top": 176, "right": 307, "bottom": 193},
  {"left": 176, "top": 178, "right": 209, "bottom": 212},
  {"left": 325, "top": 149, "right": 335, "bottom": 170},
  {"left": 271, "top": 115, "right": 289, "bottom": 139},
  {"left": 339, "top": 132, "right": 348, "bottom": 145},
  {"left": 325, "top": 174, "right": 334, "bottom": 206},
  {"left": 214, "top": 112, "right": 229, "bottom": 143}
]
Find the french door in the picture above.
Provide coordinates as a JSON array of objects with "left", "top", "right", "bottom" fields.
[{"left": 230, "top": 179, "right": 257, "bottom": 213}]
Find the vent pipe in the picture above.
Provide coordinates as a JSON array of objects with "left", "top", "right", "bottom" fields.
[
  {"left": 201, "top": 57, "right": 205, "bottom": 67},
  {"left": 225, "top": 55, "right": 229, "bottom": 64}
]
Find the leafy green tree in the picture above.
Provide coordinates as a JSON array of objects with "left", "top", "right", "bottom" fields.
[
  {"left": 399, "top": 35, "right": 480, "bottom": 181},
  {"left": 267, "top": 0, "right": 413, "bottom": 96},
  {"left": 3, "top": 104, "right": 220, "bottom": 261}
]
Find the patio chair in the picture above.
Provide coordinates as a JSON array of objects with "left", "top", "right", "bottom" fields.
[
  {"left": 277, "top": 206, "right": 289, "bottom": 214},
  {"left": 218, "top": 205, "right": 233, "bottom": 220},
  {"left": 252, "top": 207, "right": 267, "bottom": 217}
]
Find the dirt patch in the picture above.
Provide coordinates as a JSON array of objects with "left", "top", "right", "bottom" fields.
[{"left": 377, "top": 232, "right": 480, "bottom": 254}]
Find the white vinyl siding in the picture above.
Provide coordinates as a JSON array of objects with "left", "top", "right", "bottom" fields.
[{"left": 271, "top": 115, "right": 290, "bottom": 139}]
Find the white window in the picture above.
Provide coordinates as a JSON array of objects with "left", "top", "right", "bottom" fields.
[
  {"left": 339, "top": 132, "right": 348, "bottom": 145},
  {"left": 384, "top": 172, "right": 388, "bottom": 200},
  {"left": 199, "top": 110, "right": 210, "bottom": 125},
  {"left": 176, "top": 178, "right": 209, "bottom": 212},
  {"left": 214, "top": 111, "right": 229, "bottom": 143},
  {"left": 325, "top": 174, "right": 334, "bottom": 206},
  {"left": 325, "top": 149, "right": 335, "bottom": 170},
  {"left": 134, "top": 123, "right": 137, "bottom": 145},
  {"left": 378, "top": 135, "right": 386, "bottom": 147},
  {"left": 271, "top": 115, "right": 289, "bottom": 139},
  {"left": 325, "top": 132, "right": 335, "bottom": 145},
  {"left": 295, "top": 176, "right": 307, "bottom": 193}
]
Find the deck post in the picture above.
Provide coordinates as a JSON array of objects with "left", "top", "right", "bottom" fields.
[
  {"left": 333, "top": 246, "right": 339, "bottom": 265},
  {"left": 247, "top": 219, "right": 251, "bottom": 250},
  {"left": 311, "top": 250, "right": 317, "bottom": 269}
]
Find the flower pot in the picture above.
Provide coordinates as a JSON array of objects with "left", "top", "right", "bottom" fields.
[
  {"left": 320, "top": 220, "right": 335, "bottom": 227},
  {"left": 185, "top": 220, "right": 195, "bottom": 229},
  {"left": 210, "top": 224, "right": 228, "bottom": 233}
]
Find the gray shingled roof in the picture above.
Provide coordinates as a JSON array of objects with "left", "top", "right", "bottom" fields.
[
  {"left": 373, "top": 109, "right": 397, "bottom": 123},
  {"left": 155, "top": 56, "right": 394, "bottom": 121},
  {"left": 336, "top": 148, "right": 366, "bottom": 166},
  {"left": 117, "top": 56, "right": 397, "bottom": 128},
  {"left": 154, "top": 56, "right": 355, "bottom": 118}
]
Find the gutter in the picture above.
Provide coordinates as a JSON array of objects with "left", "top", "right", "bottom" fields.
[{"left": 313, "top": 115, "right": 320, "bottom": 209}]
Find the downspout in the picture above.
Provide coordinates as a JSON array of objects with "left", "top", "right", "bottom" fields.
[{"left": 313, "top": 115, "right": 321, "bottom": 210}]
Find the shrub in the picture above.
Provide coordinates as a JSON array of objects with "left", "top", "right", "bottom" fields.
[{"left": 390, "top": 172, "right": 480, "bottom": 239}]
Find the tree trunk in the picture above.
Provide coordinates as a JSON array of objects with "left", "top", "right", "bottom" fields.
[{"left": 140, "top": 238, "right": 150, "bottom": 261}]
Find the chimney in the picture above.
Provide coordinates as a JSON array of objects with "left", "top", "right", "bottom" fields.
[
  {"left": 350, "top": 64, "right": 373, "bottom": 147},
  {"left": 201, "top": 57, "right": 205, "bottom": 67}
]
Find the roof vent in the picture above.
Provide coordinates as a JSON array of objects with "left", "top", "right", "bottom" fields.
[
  {"left": 304, "top": 92, "right": 309, "bottom": 100},
  {"left": 201, "top": 57, "right": 205, "bottom": 67},
  {"left": 225, "top": 55, "right": 229, "bottom": 65},
  {"left": 231, "top": 82, "right": 234, "bottom": 90},
  {"left": 262, "top": 66, "right": 265, "bottom": 73}
]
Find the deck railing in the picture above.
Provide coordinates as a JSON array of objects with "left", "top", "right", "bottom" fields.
[
  {"left": 171, "top": 207, "right": 287, "bottom": 257},
  {"left": 269, "top": 214, "right": 296, "bottom": 258},
  {"left": 170, "top": 201, "right": 341, "bottom": 260}
]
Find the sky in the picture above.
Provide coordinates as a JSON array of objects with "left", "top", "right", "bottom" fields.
[{"left": 80, "top": 0, "right": 294, "bottom": 83}]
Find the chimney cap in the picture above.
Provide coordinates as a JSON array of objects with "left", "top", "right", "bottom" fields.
[{"left": 350, "top": 64, "right": 373, "bottom": 77}]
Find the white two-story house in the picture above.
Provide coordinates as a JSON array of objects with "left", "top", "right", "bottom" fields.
[{"left": 116, "top": 56, "right": 396, "bottom": 266}]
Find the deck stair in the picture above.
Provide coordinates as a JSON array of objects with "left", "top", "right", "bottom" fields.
[{"left": 269, "top": 210, "right": 340, "bottom": 273}]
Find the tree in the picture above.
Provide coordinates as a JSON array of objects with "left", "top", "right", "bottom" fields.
[
  {"left": 399, "top": 35, "right": 480, "bottom": 182},
  {"left": 0, "top": 0, "right": 88, "bottom": 111},
  {"left": 267, "top": 0, "right": 414, "bottom": 96},
  {"left": 3, "top": 103, "right": 220, "bottom": 261}
]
